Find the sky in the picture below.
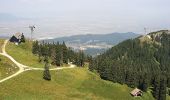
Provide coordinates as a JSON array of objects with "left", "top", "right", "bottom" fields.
[{"left": 0, "top": 0, "right": 170, "bottom": 39}]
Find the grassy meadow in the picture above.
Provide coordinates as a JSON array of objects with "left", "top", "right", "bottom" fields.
[
  {"left": 0, "top": 55, "right": 19, "bottom": 80},
  {"left": 0, "top": 39, "right": 19, "bottom": 79},
  {"left": 6, "top": 40, "right": 57, "bottom": 68},
  {"left": 0, "top": 67, "right": 154, "bottom": 100}
]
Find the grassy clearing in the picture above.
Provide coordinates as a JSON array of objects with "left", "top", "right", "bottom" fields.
[
  {"left": 0, "top": 67, "right": 154, "bottom": 100},
  {"left": 6, "top": 41, "right": 56, "bottom": 68},
  {"left": 0, "top": 55, "right": 19, "bottom": 80}
]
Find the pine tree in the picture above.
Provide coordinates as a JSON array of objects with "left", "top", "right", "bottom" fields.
[
  {"left": 60, "top": 50, "right": 63, "bottom": 66},
  {"left": 62, "top": 41, "right": 68, "bottom": 64},
  {"left": 140, "top": 74, "right": 148, "bottom": 92},
  {"left": 51, "top": 48, "right": 56, "bottom": 65},
  {"left": 55, "top": 47, "right": 61, "bottom": 66},
  {"left": 88, "top": 56, "right": 94, "bottom": 71},
  {"left": 167, "top": 76, "right": 170, "bottom": 88},
  {"left": 159, "top": 76, "right": 167, "bottom": 100},
  {"left": 142, "top": 78, "right": 148, "bottom": 92},
  {"left": 38, "top": 44, "right": 43, "bottom": 62},
  {"left": 43, "top": 56, "right": 51, "bottom": 81},
  {"left": 125, "top": 70, "right": 136, "bottom": 88},
  {"left": 20, "top": 33, "right": 25, "bottom": 43},
  {"left": 32, "top": 41, "right": 39, "bottom": 54},
  {"left": 153, "top": 75, "right": 160, "bottom": 99},
  {"left": 77, "top": 50, "right": 85, "bottom": 67}
]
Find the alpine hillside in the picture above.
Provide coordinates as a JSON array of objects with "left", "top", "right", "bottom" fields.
[{"left": 89, "top": 30, "right": 170, "bottom": 100}]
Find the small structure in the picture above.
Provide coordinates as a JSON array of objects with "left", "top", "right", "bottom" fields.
[
  {"left": 130, "top": 88, "right": 142, "bottom": 97},
  {"left": 9, "top": 32, "right": 24, "bottom": 45}
]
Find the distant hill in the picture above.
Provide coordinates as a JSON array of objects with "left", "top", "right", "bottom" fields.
[
  {"left": 90, "top": 30, "right": 170, "bottom": 99},
  {"left": 43, "top": 32, "right": 140, "bottom": 56}
]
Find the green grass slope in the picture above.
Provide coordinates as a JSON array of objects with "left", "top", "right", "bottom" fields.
[
  {"left": 0, "top": 67, "right": 154, "bottom": 100},
  {"left": 0, "top": 55, "right": 19, "bottom": 79},
  {"left": 0, "top": 39, "right": 19, "bottom": 79},
  {"left": 0, "top": 39, "right": 5, "bottom": 52},
  {"left": 6, "top": 41, "right": 47, "bottom": 68}
]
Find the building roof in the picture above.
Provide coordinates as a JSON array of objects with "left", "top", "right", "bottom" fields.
[
  {"left": 130, "top": 88, "right": 142, "bottom": 96},
  {"left": 14, "top": 32, "right": 22, "bottom": 39}
]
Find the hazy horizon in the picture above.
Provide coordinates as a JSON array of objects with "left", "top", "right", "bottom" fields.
[{"left": 0, "top": 0, "right": 170, "bottom": 39}]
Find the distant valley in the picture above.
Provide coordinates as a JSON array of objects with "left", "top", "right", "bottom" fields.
[{"left": 42, "top": 32, "right": 140, "bottom": 56}]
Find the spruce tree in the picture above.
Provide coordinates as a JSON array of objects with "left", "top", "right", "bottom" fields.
[
  {"left": 159, "top": 76, "right": 167, "bottom": 100},
  {"left": 43, "top": 56, "right": 51, "bottom": 81},
  {"left": 20, "top": 33, "right": 25, "bottom": 43},
  {"left": 51, "top": 48, "right": 56, "bottom": 65},
  {"left": 88, "top": 56, "right": 94, "bottom": 71},
  {"left": 55, "top": 48, "right": 61, "bottom": 66},
  {"left": 76, "top": 50, "right": 85, "bottom": 67},
  {"left": 141, "top": 74, "right": 148, "bottom": 92},
  {"left": 167, "top": 76, "right": 170, "bottom": 88},
  {"left": 60, "top": 50, "right": 63, "bottom": 66},
  {"left": 62, "top": 41, "right": 68, "bottom": 64},
  {"left": 32, "top": 41, "right": 39, "bottom": 54},
  {"left": 153, "top": 75, "right": 160, "bottom": 100}
]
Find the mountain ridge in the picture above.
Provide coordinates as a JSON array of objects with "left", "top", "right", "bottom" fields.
[{"left": 44, "top": 32, "right": 140, "bottom": 44}]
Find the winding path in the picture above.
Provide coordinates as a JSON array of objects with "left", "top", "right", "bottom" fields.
[{"left": 0, "top": 40, "right": 75, "bottom": 83}]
